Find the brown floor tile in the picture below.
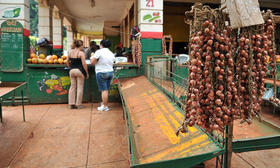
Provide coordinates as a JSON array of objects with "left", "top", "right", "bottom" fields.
[
  {"left": 0, "top": 137, "right": 23, "bottom": 168},
  {"left": 10, "top": 134, "right": 88, "bottom": 168},
  {"left": 237, "top": 149, "right": 280, "bottom": 168},
  {"left": 91, "top": 109, "right": 125, "bottom": 134},
  {"left": 0, "top": 121, "right": 34, "bottom": 139},
  {"left": 87, "top": 132, "right": 129, "bottom": 166},
  {"left": 1, "top": 104, "right": 49, "bottom": 124},
  {"left": 87, "top": 160, "right": 129, "bottom": 168},
  {"left": 33, "top": 111, "right": 91, "bottom": 137}
]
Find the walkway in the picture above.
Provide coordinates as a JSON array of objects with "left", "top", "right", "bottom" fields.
[{"left": 0, "top": 103, "right": 129, "bottom": 168}]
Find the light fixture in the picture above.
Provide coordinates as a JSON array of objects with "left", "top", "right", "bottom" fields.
[{"left": 90, "top": 0, "right": 95, "bottom": 8}]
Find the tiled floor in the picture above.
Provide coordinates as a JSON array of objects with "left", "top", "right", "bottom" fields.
[{"left": 0, "top": 103, "right": 129, "bottom": 168}]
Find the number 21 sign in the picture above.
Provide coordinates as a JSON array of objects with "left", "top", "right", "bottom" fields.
[
  {"left": 140, "top": 0, "right": 162, "bottom": 10},
  {"left": 146, "top": 0, "right": 154, "bottom": 7}
]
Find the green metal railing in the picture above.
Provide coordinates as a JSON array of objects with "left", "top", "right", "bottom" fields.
[
  {"left": 145, "top": 57, "right": 188, "bottom": 111},
  {"left": 145, "top": 57, "right": 226, "bottom": 168}
]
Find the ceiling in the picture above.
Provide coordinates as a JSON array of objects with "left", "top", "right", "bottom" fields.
[
  {"left": 164, "top": 0, "right": 220, "bottom": 4},
  {"left": 59, "top": 0, "right": 223, "bottom": 35},
  {"left": 61, "top": 0, "right": 133, "bottom": 35}
]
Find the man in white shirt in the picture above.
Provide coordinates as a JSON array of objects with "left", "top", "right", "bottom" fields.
[{"left": 90, "top": 39, "right": 115, "bottom": 111}]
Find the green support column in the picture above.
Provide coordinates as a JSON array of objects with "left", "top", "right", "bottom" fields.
[{"left": 140, "top": 38, "right": 162, "bottom": 74}]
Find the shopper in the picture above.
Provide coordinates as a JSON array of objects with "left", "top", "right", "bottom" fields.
[
  {"left": 90, "top": 39, "right": 115, "bottom": 111},
  {"left": 85, "top": 41, "right": 98, "bottom": 59},
  {"left": 67, "top": 40, "right": 89, "bottom": 109}
]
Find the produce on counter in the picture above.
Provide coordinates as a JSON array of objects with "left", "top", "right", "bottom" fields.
[
  {"left": 27, "top": 54, "right": 67, "bottom": 64},
  {"left": 179, "top": 7, "right": 276, "bottom": 134}
]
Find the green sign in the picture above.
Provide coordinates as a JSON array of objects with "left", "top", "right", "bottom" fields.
[
  {"left": 2, "top": 8, "right": 21, "bottom": 18},
  {"left": 0, "top": 20, "right": 24, "bottom": 72}
]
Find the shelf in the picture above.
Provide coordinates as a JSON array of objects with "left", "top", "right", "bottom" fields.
[
  {"left": 26, "top": 63, "right": 138, "bottom": 69},
  {"left": 26, "top": 64, "right": 66, "bottom": 68},
  {"left": 114, "top": 63, "right": 138, "bottom": 67},
  {"left": 264, "top": 78, "right": 280, "bottom": 86}
]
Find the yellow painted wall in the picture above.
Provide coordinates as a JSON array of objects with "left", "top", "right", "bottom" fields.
[{"left": 163, "top": 4, "right": 191, "bottom": 42}]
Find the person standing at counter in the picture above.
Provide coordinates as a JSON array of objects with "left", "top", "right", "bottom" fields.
[
  {"left": 85, "top": 41, "right": 99, "bottom": 59},
  {"left": 67, "top": 40, "right": 89, "bottom": 109},
  {"left": 90, "top": 39, "right": 115, "bottom": 111}
]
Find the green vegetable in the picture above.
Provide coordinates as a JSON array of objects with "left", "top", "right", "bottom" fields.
[
  {"left": 148, "top": 16, "right": 160, "bottom": 22},
  {"left": 143, "top": 14, "right": 152, "bottom": 20}
]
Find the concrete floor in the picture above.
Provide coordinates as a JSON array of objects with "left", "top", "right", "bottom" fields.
[
  {"left": 1, "top": 102, "right": 280, "bottom": 168},
  {"left": 0, "top": 103, "right": 129, "bottom": 168}
]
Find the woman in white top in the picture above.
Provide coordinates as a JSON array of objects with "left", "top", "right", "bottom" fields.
[{"left": 90, "top": 39, "right": 115, "bottom": 111}]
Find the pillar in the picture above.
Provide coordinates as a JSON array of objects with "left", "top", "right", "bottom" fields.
[
  {"left": 138, "top": 0, "right": 163, "bottom": 72},
  {"left": 0, "top": 0, "right": 30, "bottom": 36},
  {"left": 138, "top": 0, "right": 163, "bottom": 39},
  {"left": 134, "top": 0, "right": 138, "bottom": 25},
  {"left": 66, "top": 25, "right": 73, "bottom": 53},
  {"left": 38, "top": 0, "right": 54, "bottom": 42},
  {"left": 122, "top": 19, "right": 126, "bottom": 47},
  {"left": 52, "top": 10, "right": 63, "bottom": 56},
  {"left": 127, "top": 10, "right": 130, "bottom": 47}
]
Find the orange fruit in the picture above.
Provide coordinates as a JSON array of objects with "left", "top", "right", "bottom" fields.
[
  {"left": 32, "top": 58, "right": 38, "bottom": 64},
  {"left": 27, "top": 58, "right": 32, "bottom": 63},
  {"left": 39, "top": 53, "right": 46, "bottom": 59},
  {"left": 276, "top": 55, "right": 280, "bottom": 63},
  {"left": 58, "top": 58, "right": 64, "bottom": 64},
  {"left": 48, "top": 59, "right": 53, "bottom": 64},
  {"left": 52, "top": 55, "right": 58, "bottom": 60},
  {"left": 63, "top": 60, "right": 67, "bottom": 64},
  {"left": 38, "top": 59, "right": 44, "bottom": 64},
  {"left": 54, "top": 59, "right": 59, "bottom": 64},
  {"left": 30, "top": 53, "right": 37, "bottom": 58},
  {"left": 61, "top": 55, "right": 67, "bottom": 60},
  {"left": 43, "top": 59, "right": 48, "bottom": 64}
]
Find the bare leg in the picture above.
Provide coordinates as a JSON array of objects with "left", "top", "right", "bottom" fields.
[{"left": 102, "top": 90, "right": 109, "bottom": 106}]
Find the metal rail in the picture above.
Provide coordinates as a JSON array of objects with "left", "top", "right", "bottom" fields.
[{"left": 145, "top": 58, "right": 188, "bottom": 112}]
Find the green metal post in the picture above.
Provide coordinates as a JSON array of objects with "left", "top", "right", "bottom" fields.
[
  {"left": 224, "top": 126, "right": 228, "bottom": 168},
  {"left": 172, "top": 77, "right": 175, "bottom": 103},
  {"left": 21, "top": 90, "right": 25, "bottom": 122},
  {"left": 161, "top": 67, "right": 163, "bottom": 88},
  {"left": 216, "top": 156, "right": 219, "bottom": 168},
  {"left": 224, "top": 123, "right": 233, "bottom": 168}
]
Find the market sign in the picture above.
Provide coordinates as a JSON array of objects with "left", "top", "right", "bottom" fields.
[
  {"left": 138, "top": 0, "right": 163, "bottom": 38},
  {"left": 0, "top": 6, "right": 22, "bottom": 19},
  {"left": 138, "top": 0, "right": 163, "bottom": 25},
  {"left": 1, "top": 20, "right": 23, "bottom": 32},
  {"left": 226, "top": 0, "right": 264, "bottom": 28},
  {"left": 0, "top": 20, "right": 24, "bottom": 72},
  {"left": 139, "top": 0, "right": 163, "bottom": 10},
  {"left": 140, "top": 10, "right": 163, "bottom": 24}
]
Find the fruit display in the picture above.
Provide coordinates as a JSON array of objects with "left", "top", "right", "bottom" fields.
[
  {"left": 27, "top": 53, "right": 67, "bottom": 64},
  {"left": 276, "top": 55, "right": 280, "bottom": 63},
  {"left": 178, "top": 7, "right": 276, "bottom": 133}
]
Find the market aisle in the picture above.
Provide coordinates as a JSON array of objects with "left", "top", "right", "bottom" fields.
[
  {"left": 87, "top": 103, "right": 129, "bottom": 168},
  {"left": 0, "top": 103, "right": 129, "bottom": 168}
]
